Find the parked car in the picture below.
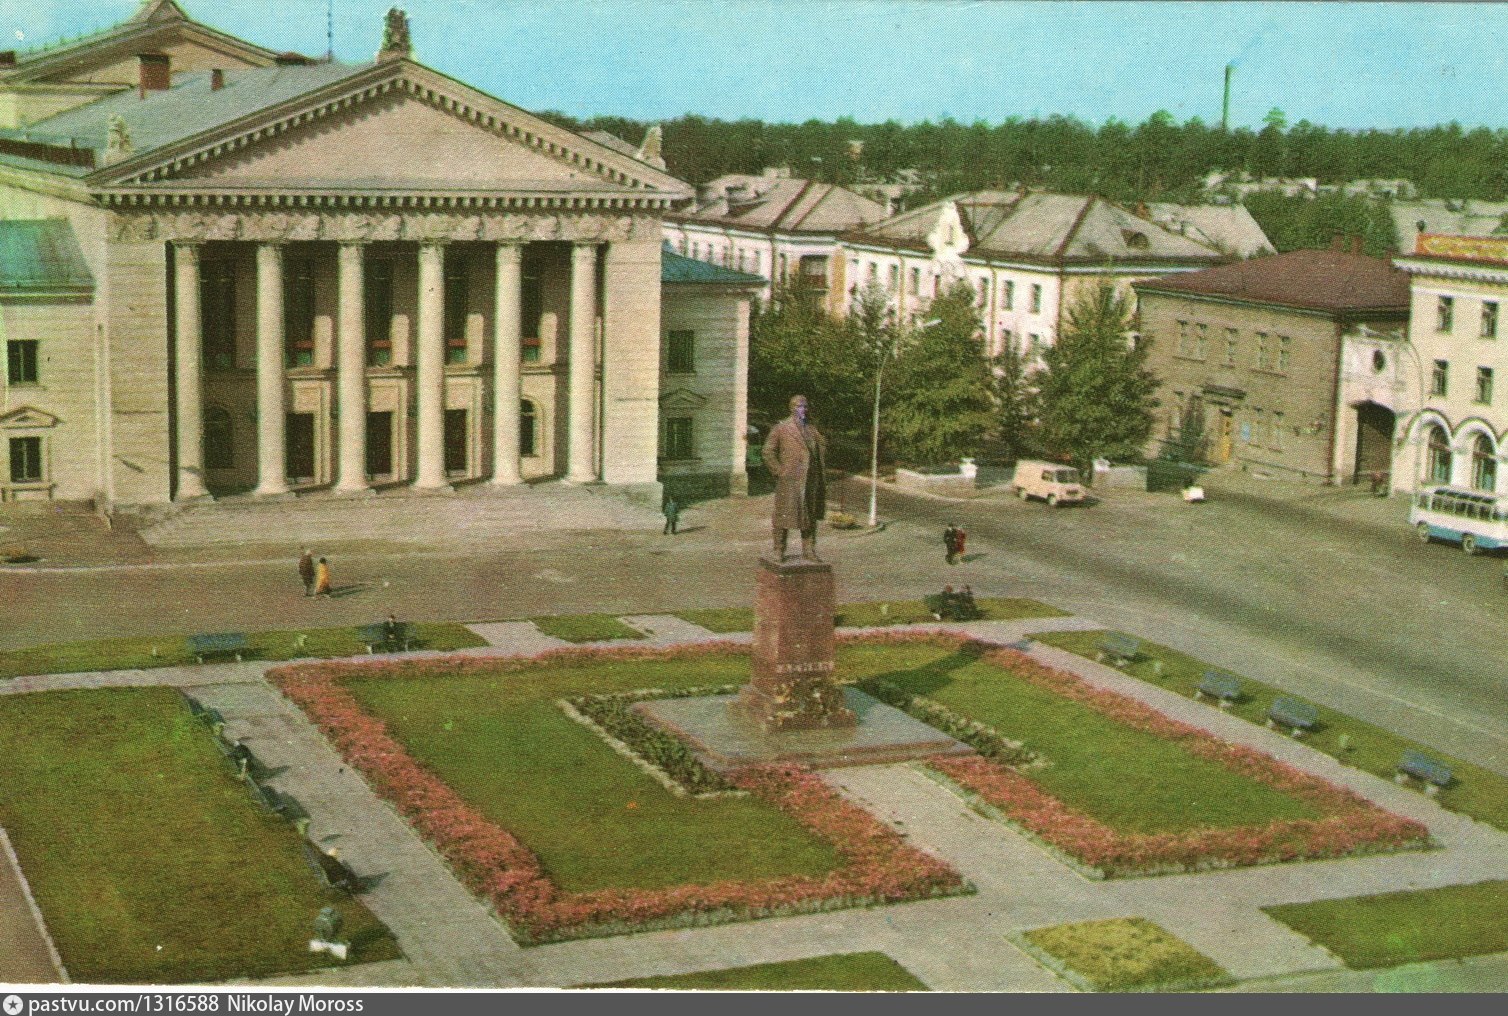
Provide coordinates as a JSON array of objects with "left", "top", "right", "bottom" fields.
[{"left": 1012, "top": 460, "right": 1087, "bottom": 507}]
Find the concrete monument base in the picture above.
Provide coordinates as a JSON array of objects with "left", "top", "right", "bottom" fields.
[{"left": 633, "top": 688, "right": 974, "bottom": 772}]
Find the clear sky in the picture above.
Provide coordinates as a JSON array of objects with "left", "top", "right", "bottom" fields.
[{"left": 5, "top": 1, "right": 1505, "bottom": 130}]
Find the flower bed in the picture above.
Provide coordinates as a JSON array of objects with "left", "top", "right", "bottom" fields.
[
  {"left": 269, "top": 642, "right": 969, "bottom": 945},
  {"left": 561, "top": 685, "right": 746, "bottom": 798},
  {"left": 910, "top": 638, "right": 1431, "bottom": 877},
  {"left": 1011, "top": 917, "right": 1231, "bottom": 992}
]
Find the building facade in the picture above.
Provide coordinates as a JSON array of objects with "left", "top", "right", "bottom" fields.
[
  {"left": 0, "top": 3, "right": 757, "bottom": 508},
  {"left": 1391, "top": 233, "right": 1508, "bottom": 496},
  {"left": 661, "top": 169, "right": 890, "bottom": 308},
  {"left": 1135, "top": 248, "right": 1411, "bottom": 483},
  {"left": 838, "top": 191, "right": 1235, "bottom": 360}
]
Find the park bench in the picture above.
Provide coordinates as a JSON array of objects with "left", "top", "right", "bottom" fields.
[
  {"left": 1396, "top": 750, "right": 1453, "bottom": 795},
  {"left": 358, "top": 621, "right": 415, "bottom": 655},
  {"left": 1195, "top": 670, "right": 1242, "bottom": 708},
  {"left": 1095, "top": 633, "right": 1142, "bottom": 667},
  {"left": 301, "top": 840, "right": 364, "bottom": 895},
  {"left": 188, "top": 632, "right": 247, "bottom": 663},
  {"left": 1266, "top": 697, "right": 1319, "bottom": 737},
  {"left": 923, "top": 590, "right": 982, "bottom": 622}
]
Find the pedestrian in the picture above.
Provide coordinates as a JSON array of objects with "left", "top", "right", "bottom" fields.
[
  {"left": 943, "top": 524, "right": 958, "bottom": 565},
  {"left": 315, "top": 556, "right": 332, "bottom": 597},
  {"left": 955, "top": 526, "right": 968, "bottom": 562},
  {"left": 663, "top": 496, "right": 680, "bottom": 535},
  {"left": 298, "top": 547, "right": 315, "bottom": 597}
]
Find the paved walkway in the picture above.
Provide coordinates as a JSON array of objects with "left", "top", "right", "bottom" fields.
[
  {"left": 0, "top": 829, "right": 65, "bottom": 983},
  {"left": 2, "top": 613, "right": 1507, "bottom": 990}
]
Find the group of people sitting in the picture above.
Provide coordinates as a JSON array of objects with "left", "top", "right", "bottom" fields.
[{"left": 925, "top": 584, "right": 982, "bottom": 622}]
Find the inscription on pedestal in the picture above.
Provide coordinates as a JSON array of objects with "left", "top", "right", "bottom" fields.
[{"left": 735, "top": 556, "right": 857, "bottom": 731}]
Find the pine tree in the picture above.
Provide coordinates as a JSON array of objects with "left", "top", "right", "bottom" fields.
[
  {"left": 882, "top": 281, "right": 996, "bottom": 465},
  {"left": 1036, "top": 282, "right": 1159, "bottom": 475}
]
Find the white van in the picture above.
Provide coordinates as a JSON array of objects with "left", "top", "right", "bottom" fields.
[{"left": 1012, "top": 460, "right": 1087, "bottom": 506}]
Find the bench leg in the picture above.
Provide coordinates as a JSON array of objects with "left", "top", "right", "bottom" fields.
[
  {"left": 1290, "top": 727, "right": 1303, "bottom": 739},
  {"left": 235, "top": 653, "right": 243, "bottom": 662},
  {"left": 1217, "top": 699, "right": 1232, "bottom": 710},
  {"left": 1264, "top": 718, "right": 1275, "bottom": 730},
  {"left": 1193, "top": 689, "right": 1204, "bottom": 701},
  {"left": 1425, "top": 783, "right": 1440, "bottom": 797},
  {"left": 1394, "top": 772, "right": 1410, "bottom": 785}
]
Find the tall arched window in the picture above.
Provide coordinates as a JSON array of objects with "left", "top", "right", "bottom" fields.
[
  {"left": 520, "top": 400, "right": 538, "bottom": 457},
  {"left": 204, "top": 406, "right": 234, "bottom": 469},
  {"left": 1426, "top": 424, "right": 1452, "bottom": 485},
  {"left": 1471, "top": 434, "right": 1497, "bottom": 492}
]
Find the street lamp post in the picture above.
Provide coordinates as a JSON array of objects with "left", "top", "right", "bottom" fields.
[{"left": 868, "top": 317, "right": 939, "bottom": 528}]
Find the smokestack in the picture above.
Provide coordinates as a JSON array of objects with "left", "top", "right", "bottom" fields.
[
  {"left": 1222, "top": 63, "right": 1233, "bottom": 131},
  {"left": 137, "top": 52, "right": 170, "bottom": 98},
  {"left": 210, "top": 68, "right": 225, "bottom": 91}
]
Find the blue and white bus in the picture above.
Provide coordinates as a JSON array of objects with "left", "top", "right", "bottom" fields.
[{"left": 1409, "top": 486, "right": 1508, "bottom": 554}]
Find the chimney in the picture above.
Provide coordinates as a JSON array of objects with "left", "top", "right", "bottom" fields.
[
  {"left": 211, "top": 68, "right": 225, "bottom": 91},
  {"left": 0, "top": 51, "right": 16, "bottom": 68},
  {"left": 137, "top": 53, "right": 170, "bottom": 98}
]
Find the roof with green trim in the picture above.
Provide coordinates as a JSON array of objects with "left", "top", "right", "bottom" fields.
[
  {"left": 661, "top": 249, "right": 763, "bottom": 286},
  {"left": 0, "top": 220, "right": 94, "bottom": 295}
]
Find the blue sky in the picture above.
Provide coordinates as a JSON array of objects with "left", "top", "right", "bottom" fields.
[{"left": 5, "top": 1, "right": 1505, "bottom": 130}]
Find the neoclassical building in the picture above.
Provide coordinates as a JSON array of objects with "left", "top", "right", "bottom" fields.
[{"left": 1, "top": 3, "right": 757, "bottom": 508}]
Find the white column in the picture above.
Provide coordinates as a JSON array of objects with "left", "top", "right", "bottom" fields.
[
  {"left": 253, "top": 243, "right": 289, "bottom": 497},
  {"left": 566, "top": 242, "right": 598, "bottom": 483},
  {"left": 173, "top": 242, "right": 209, "bottom": 500},
  {"left": 335, "top": 242, "right": 369, "bottom": 493},
  {"left": 491, "top": 243, "right": 524, "bottom": 485},
  {"left": 414, "top": 241, "right": 448, "bottom": 489}
]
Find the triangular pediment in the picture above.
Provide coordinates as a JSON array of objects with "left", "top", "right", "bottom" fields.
[
  {"left": 170, "top": 88, "right": 605, "bottom": 190},
  {"left": 0, "top": 406, "right": 60, "bottom": 429},
  {"left": 94, "top": 61, "right": 691, "bottom": 201},
  {"left": 659, "top": 388, "right": 708, "bottom": 412}
]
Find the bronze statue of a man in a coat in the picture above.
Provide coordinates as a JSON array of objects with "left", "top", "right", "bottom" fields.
[{"left": 762, "top": 394, "right": 826, "bottom": 561}]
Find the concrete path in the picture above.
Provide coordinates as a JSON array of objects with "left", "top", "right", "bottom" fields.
[
  {"left": 0, "top": 828, "right": 66, "bottom": 983},
  {"left": 618, "top": 614, "right": 729, "bottom": 644},
  {"left": 463, "top": 621, "right": 572, "bottom": 655}
]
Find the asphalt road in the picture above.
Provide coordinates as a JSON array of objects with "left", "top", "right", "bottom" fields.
[
  {"left": 836, "top": 475, "right": 1508, "bottom": 775},
  {"left": 3, "top": 476, "right": 1504, "bottom": 773}
]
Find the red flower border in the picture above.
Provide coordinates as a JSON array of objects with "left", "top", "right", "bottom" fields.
[
  {"left": 269, "top": 641, "right": 966, "bottom": 944},
  {"left": 902, "top": 636, "right": 1430, "bottom": 876}
]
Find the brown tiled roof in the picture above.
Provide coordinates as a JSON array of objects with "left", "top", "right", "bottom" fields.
[{"left": 1133, "top": 248, "right": 1410, "bottom": 314}]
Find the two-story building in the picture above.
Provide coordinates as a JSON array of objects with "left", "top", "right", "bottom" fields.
[
  {"left": 0, "top": 2, "right": 758, "bottom": 508},
  {"left": 1391, "top": 233, "right": 1508, "bottom": 495},
  {"left": 1135, "top": 246, "right": 1411, "bottom": 482}
]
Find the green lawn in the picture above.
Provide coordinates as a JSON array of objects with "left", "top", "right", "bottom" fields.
[
  {"left": 1018, "top": 918, "right": 1228, "bottom": 991},
  {"left": 675, "top": 597, "right": 1068, "bottom": 634},
  {"left": 531, "top": 614, "right": 646, "bottom": 643},
  {"left": 1265, "top": 881, "right": 1508, "bottom": 969},
  {"left": 0, "top": 688, "right": 397, "bottom": 984},
  {"left": 1035, "top": 630, "right": 1508, "bottom": 833},
  {"left": 0, "top": 623, "right": 486, "bottom": 680},
  {"left": 346, "top": 650, "right": 889, "bottom": 894},
  {"left": 586, "top": 951, "right": 929, "bottom": 991},
  {"left": 862, "top": 647, "right": 1319, "bottom": 834}
]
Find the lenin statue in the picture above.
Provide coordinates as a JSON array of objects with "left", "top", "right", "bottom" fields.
[{"left": 762, "top": 394, "right": 827, "bottom": 561}]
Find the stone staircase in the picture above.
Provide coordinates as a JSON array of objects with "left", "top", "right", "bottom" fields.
[{"left": 140, "top": 482, "right": 661, "bottom": 548}]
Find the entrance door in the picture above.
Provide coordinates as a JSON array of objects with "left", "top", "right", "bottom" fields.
[
  {"left": 1353, "top": 402, "right": 1396, "bottom": 483},
  {"left": 286, "top": 413, "right": 315, "bottom": 484},
  {"left": 444, "top": 408, "right": 468, "bottom": 476},
  {"left": 1217, "top": 410, "right": 1234, "bottom": 463},
  {"left": 366, "top": 411, "right": 393, "bottom": 478}
]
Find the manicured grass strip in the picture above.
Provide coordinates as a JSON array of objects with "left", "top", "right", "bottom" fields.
[
  {"left": 1265, "top": 881, "right": 1508, "bottom": 969},
  {"left": 0, "top": 688, "right": 397, "bottom": 984},
  {"left": 1034, "top": 629, "right": 1508, "bottom": 834},
  {"left": 346, "top": 653, "right": 840, "bottom": 893},
  {"left": 672, "top": 607, "right": 755, "bottom": 633},
  {"left": 0, "top": 623, "right": 486, "bottom": 679},
  {"left": 675, "top": 597, "right": 1068, "bottom": 633},
  {"left": 586, "top": 951, "right": 929, "bottom": 991},
  {"left": 1014, "top": 917, "right": 1229, "bottom": 992},
  {"left": 531, "top": 614, "right": 646, "bottom": 643},
  {"left": 873, "top": 648, "right": 1321, "bottom": 834}
]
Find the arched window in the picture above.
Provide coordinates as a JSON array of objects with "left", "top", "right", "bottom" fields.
[
  {"left": 204, "top": 406, "right": 234, "bottom": 469},
  {"left": 520, "top": 400, "right": 538, "bottom": 457},
  {"left": 1426, "top": 423, "right": 1452, "bottom": 485},
  {"left": 1471, "top": 434, "right": 1497, "bottom": 492}
]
